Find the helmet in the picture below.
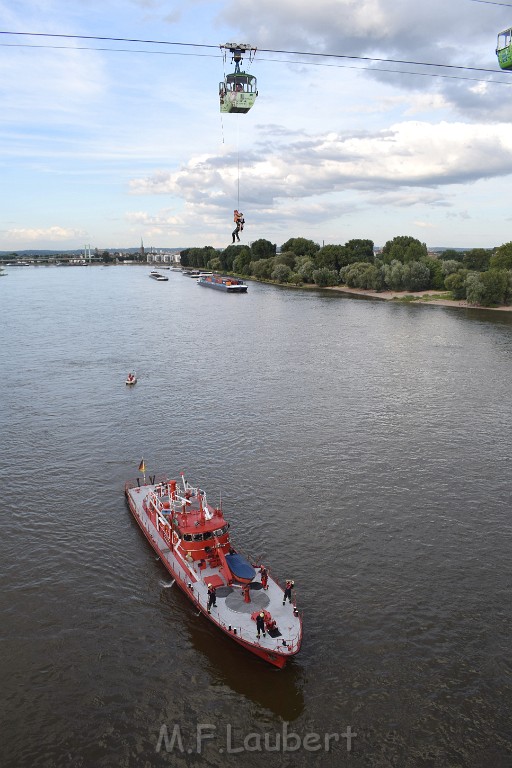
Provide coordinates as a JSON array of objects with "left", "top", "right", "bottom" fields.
[
  {"left": 208, "top": 583, "right": 212, "bottom": 587},
  {"left": 260, "top": 612, "right": 264, "bottom": 617}
]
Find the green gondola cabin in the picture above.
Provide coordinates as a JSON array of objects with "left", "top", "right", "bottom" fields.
[
  {"left": 496, "top": 28, "right": 512, "bottom": 70},
  {"left": 219, "top": 43, "right": 258, "bottom": 114}
]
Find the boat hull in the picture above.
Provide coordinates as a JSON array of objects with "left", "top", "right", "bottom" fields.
[{"left": 125, "top": 479, "right": 301, "bottom": 668}]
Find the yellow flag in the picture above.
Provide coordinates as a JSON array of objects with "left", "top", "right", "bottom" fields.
[{"left": 138, "top": 458, "right": 145, "bottom": 472}]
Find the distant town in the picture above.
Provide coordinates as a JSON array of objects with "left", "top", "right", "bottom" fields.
[
  {"left": 0, "top": 244, "right": 183, "bottom": 266},
  {"left": 0, "top": 242, "right": 464, "bottom": 267}
]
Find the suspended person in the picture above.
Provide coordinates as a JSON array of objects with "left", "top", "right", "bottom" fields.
[{"left": 231, "top": 210, "right": 245, "bottom": 243}]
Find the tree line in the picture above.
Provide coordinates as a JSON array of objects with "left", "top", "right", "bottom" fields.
[{"left": 179, "top": 236, "right": 512, "bottom": 308}]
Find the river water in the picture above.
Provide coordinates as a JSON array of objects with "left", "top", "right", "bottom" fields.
[{"left": 1, "top": 265, "right": 511, "bottom": 768}]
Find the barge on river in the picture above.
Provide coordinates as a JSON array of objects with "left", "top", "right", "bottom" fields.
[
  {"left": 198, "top": 274, "right": 248, "bottom": 292},
  {"left": 125, "top": 473, "right": 302, "bottom": 667},
  {"left": 150, "top": 270, "right": 169, "bottom": 281}
]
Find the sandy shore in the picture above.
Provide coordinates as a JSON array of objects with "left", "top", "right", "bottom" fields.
[{"left": 327, "top": 285, "right": 512, "bottom": 312}]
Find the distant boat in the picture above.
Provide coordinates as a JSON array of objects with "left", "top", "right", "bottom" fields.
[
  {"left": 150, "top": 271, "right": 169, "bottom": 282},
  {"left": 182, "top": 270, "right": 213, "bottom": 278},
  {"left": 198, "top": 274, "right": 248, "bottom": 293}
]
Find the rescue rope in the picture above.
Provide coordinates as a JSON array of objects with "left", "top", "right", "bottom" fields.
[{"left": 236, "top": 114, "right": 240, "bottom": 210}]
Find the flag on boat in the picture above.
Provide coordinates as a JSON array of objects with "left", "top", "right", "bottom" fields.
[{"left": 138, "top": 458, "right": 145, "bottom": 472}]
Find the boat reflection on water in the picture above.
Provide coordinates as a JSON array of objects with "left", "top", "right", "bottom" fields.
[{"left": 159, "top": 584, "right": 305, "bottom": 721}]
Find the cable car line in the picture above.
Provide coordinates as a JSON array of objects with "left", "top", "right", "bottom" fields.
[
  {"left": 469, "top": 0, "right": 512, "bottom": 7},
  {"left": 0, "top": 29, "right": 509, "bottom": 79},
  {"left": 1, "top": 40, "right": 510, "bottom": 86},
  {"left": 0, "top": 41, "right": 219, "bottom": 58},
  {"left": 0, "top": 30, "right": 220, "bottom": 50},
  {"left": 267, "top": 55, "right": 512, "bottom": 84}
]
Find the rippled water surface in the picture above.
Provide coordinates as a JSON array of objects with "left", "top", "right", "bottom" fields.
[{"left": 1, "top": 265, "right": 511, "bottom": 767}]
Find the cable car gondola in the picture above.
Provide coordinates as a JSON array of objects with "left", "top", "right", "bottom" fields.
[
  {"left": 219, "top": 43, "right": 258, "bottom": 114},
  {"left": 496, "top": 27, "right": 512, "bottom": 70}
]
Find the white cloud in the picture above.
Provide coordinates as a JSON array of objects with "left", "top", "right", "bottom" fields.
[
  {"left": 128, "top": 120, "right": 512, "bottom": 208},
  {"left": 3, "top": 226, "right": 85, "bottom": 242},
  {"left": 413, "top": 220, "right": 435, "bottom": 229}
]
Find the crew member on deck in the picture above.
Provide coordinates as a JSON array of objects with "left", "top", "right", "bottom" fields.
[
  {"left": 260, "top": 565, "right": 268, "bottom": 590},
  {"left": 207, "top": 584, "right": 217, "bottom": 614},
  {"left": 256, "top": 612, "right": 266, "bottom": 639},
  {"left": 283, "top": 579, "right": 295, "bottom": 606}
]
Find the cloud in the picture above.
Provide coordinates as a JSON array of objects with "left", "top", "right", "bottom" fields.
[
  {"left": 3, "top": 226, "right": 85, "bottom": 242},
  {"left": 125, "top": 209, "right": 184, "bottom": 227},
  {"left": 218, "top": 0, "right": 511, "bottom": 118},
  {"left": 128, "top": 120, "right": 512, "bottom": 214},
  {"left": 220, "top": 0, "right": 500, "bottom": 62}
]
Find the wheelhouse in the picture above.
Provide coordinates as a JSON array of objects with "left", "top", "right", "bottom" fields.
[{"left": 496, "top": 28, "right": 512, "bottom": 70}]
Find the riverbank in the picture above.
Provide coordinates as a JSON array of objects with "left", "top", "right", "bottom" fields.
[{"left": 326, "top": 285, "right": 512, "bottom": 312}]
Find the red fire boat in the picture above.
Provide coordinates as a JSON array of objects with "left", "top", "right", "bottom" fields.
[{"left": 124, "top": 473, "right": 302, "bottom": 668}]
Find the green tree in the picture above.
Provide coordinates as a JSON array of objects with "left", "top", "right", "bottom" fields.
[
  {"left": 490, "top": 242, "right": 512, "bottom": 270},
  {"left": 480, "top": 269, "right": 509, "bottom": 306},
  {"left": 232, "top": 247, "right": 252, "bottom": 275},
  {"left": 271, "top": 264, "right": 292, "bottom": 283},
  {"left": 340, "top": 262, "right": 383, "bottom": 290},
  {"left": 438, "top": 248, "right": 464, "bottom": 261},
  {"left": 381, "top": 236, "right": 428, "bottom": 264},
  {"left": 251, "top": 239, "right": 276, "bottom": 261},
  {"left": 441, "top": 260, "right": 464, "bottom": 277},
  {"left": 251, "top": 258, "right": 275, "bottom": 279},
  {"left": 218, "top": 245, "right": 240, "bottom": 271},
  {"left": 316, "top": 244, "right": 345, "bottom": 270},
  {"left": 312, "top": 267, "right": 339, "bottom": 287},
  {"left": 208, "top": 256, "right": 222, "bottom": 271},
  {"left": 344, "top": 239, "right": 375, "bottom": 263},
  {"left": 463, "top": 248, "right": 491, "bottom": 272},
  {"left": 280, "top": 237, "right": 320, "bottom": 259},
  {"left": 465, "top": 273, "right": 486, "bottom": 305},
  {"left": 506, "top": 270, "right": 512, "bottom": 305},
  {"left": 444, "top": 271, "right": 467, "bottom": 299},
  {"left": 383, "top": 260, "right": 405, "bottom": 291},
  {"left": 402, "top": 261, "right": 431, "bottom": 292},
  {"left": 297, "top": 258, "right": 315, "bottom": 283},
  {"left": 180, "top": 246, "right": 216, "bottom": 268},
  {"left": 423, "top": 256, "right": 445, "bottom": 289},
  {"left": 274, "top": 250, "right": 297, "bottom": 269}
]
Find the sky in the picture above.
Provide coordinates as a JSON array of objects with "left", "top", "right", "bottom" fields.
[{"left": 1, "top": 0, "right": 512, "bottom": 251}]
